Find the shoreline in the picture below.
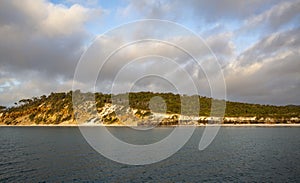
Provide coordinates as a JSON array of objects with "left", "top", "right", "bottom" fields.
[{"left": 1, "top": 124, "right": 300, "bottom": 127}]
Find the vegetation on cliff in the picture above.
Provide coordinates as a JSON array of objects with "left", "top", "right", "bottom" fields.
[{"left": 0, "top": 91, "right": 299, "bottom": 125}]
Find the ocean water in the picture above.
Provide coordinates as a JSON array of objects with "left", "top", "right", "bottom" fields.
[{"left": 0, "top": 127, "right": 300, "bottom": 182}]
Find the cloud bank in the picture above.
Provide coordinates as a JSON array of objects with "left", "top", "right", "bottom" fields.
[{"left": 0, "top": 0, "right": 299, "bottom": 106}]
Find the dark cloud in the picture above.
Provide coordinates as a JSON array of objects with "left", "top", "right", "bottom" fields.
[{"left": 0, "top": 0, "right": 103, "bottom": 105}]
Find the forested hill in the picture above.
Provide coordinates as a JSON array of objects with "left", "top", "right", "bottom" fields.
[{"left": 0, "top": 91, "right": 299, "bottom": 125}]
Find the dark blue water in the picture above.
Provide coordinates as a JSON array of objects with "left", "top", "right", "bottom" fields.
[{"left": 0, "top": 127, "right": 300, "bottom": 182}]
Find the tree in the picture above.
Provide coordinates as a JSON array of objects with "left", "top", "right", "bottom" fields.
[
  {"left": 29, "top": 113, "right": 36, "bottom": 121},
  {"left": 0, "top": 106, "right": 6, "bottom": 111}
]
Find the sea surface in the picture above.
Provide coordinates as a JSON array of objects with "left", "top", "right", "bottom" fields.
[{"left": 0, "top": 127, "right": 300, "bottom": 182}]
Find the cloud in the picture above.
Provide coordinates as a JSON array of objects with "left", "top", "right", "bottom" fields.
[
  {"left": 0, "top": 69, "right": 77, "bottom": 106},
  {"left": 0, "top": 0, "right": 299, "bottom": 106},
  {"left": 64, "top": 0, "right": 99, "bottom": 7},
  {"left": 206, "top": 32, "right": 235, "bottom": 62},
  {"left": 120, "top": 0, "right": 289, "bottom": 23},
  {"left": 237, "top": 27, "right": 300, "bottom": 66},
  {"left": 225, "top": 50, "right": 300, "bottom": 105},
  {"left": 243, "top": 0, "right": 300, "bottom": 33},
  {"left": 225, "top": 28, "right": 300, "bottom": 105},
  {"left": 0, "top": 0, "right": 104, "bottom": 105},
  {"left": 75, "top": 33, "right": 218, "bottom": 96}
]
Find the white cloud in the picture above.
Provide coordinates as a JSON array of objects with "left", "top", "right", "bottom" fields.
[{"left": 40, "top": 4, "right": 89, "bottom": 36}]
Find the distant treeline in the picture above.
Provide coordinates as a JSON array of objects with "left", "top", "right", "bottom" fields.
[{"left": 2, "top": 91, "right": 300, "bottom": 119}]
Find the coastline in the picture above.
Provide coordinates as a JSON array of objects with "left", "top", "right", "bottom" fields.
[{"left": 1, "top": 124, "right": 300, "bottom": 127}]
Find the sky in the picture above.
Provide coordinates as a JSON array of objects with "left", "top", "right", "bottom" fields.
[{"left": 0, "top": 0, "right": 299, "bottom": 106}]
